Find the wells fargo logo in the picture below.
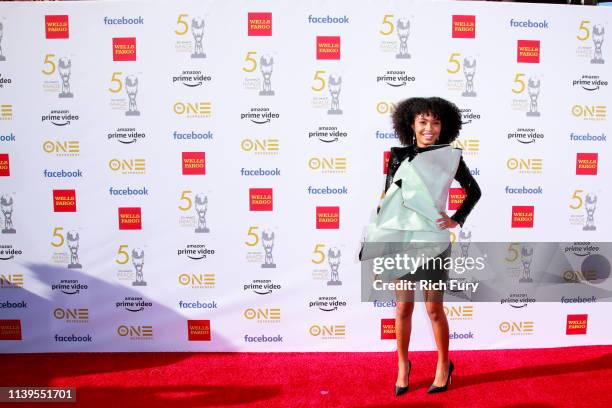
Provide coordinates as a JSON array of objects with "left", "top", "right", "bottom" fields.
[
  {"left": 444, "top": 305, "right": 474, "bottom": 320},
  {"left": 117, "top": 324, "right": 153, "bottom": 339},
  {"left": 118, "top": 207, "right": 142, "bottom": 230},
  {"left": 576, "top": 153, "right": 598, "bottom": 175},
  {"left": 248, "top": 12, "right": 272, "bottom": 36},
  {"left": 0, "top": 153, "right": 9, "bottom": 176},
  {"left": 53, "top": 189, "right": 77, "bottom": 212},
  {"left": 113, "top": 37, "right": 137, "bottom": 61},
  {"left": 188, "top": 319, "right": 211, "bottom": 341},
  {"left": 566, "top": 314, "right": 587, "bottom": 335},
  {"left": 571, "top": 105, "right": 606, "bottom": 120},
  {"left": 243, "top": 307, "right": 281, "bottom": 322},
  {"left": 182, "top": 152, "right": 206, "bottom": 175},
  {"left": 178, "top": 273, "right": 215, "bottom": 288},
  {"left": 452, "top": 15, "right": 476, "bottom": 38},
  {"left": 249, "top": 188, "right": 273, "bottom": 211},
  {"left": 173, "top": 102, "right": 212, "bottom": 117},
  {"left": 511, "top": 206, "right": 534, "bottom": 228},
  {"left": 0, "top": 320, "right": 22, "bottom": 340},
  {"left": 316, "top": 36, "right": 341, "bottom": 60},
  {"left": 45, "top": 15, "right": 69, "bottom": 39},
  {"left": 0, "top": 104, "right": 13, "bottom": 120},
  {"left": 241, "top": 138, "right": 279, "bottom": 154},
  {"left": 448, "top": 188, "right": 467, "bottom": 211},
  {"left": 43, "top": 140, "right": 80, "bottom": 156},
  {"left": 499, "top": 320, "right": 534, "bottom": 335},
  {"left": 0, "top": 274, "right": 24, "bottom": 288},
  {"left": 380, "top": 318, "right": 396, "bottom": 339},
  {"left": 517, "top": 40, "right": 540, "bottom": 63},
  {"left": 309, "top": 324, "right": 346, "bottom": 337},
  {"left": 53, "top": 307, "right": 89, "bottom": 322},
  {"left": 316, "top": 206, "right": 340, "bottom": 229},
  {"left": 383, "top": 151, "right": 391, "bottom": 174}
]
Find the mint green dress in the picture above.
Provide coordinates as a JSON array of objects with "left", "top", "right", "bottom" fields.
[{"left": 362, "top": 145, "right": 461, "bottom": 281}]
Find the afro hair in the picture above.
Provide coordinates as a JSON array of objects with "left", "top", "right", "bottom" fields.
[{"left": 391, "top": 97, "right": 462, "bottom": 146}]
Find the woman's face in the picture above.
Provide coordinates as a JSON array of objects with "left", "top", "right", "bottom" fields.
[{"left": 411, "top": 112, "right": 441, "bottom": 147}]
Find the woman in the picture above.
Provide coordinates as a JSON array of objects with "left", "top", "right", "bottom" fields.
[{"left": 366, "top": 97, "right": 481, "bottom": 395}]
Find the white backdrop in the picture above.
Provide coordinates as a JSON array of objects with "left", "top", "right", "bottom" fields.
[{"left": 0, "top": 0, "right": 610, "bottom": 352}]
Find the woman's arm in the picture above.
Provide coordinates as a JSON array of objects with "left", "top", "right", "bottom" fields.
[{"left": 449, "top": 157, "right": 481, "bottom": 227}]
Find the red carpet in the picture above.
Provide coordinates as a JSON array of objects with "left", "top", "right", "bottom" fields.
[{"left": 1, "top": 345, "right": 611, "bottom": 407}]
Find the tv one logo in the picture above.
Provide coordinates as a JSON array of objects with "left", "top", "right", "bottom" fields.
[
  {"left": 43, "top": 140, "right": 80, "bottom": 156},
  {"left": 241, "top": 138, "right": 279, "bottom": 154},
  {"left": 117, "top": 325, "right": 153, "bottom": 339},
  {"left": 109, "top": 158, "right": 146, "bottom": 173},
  {"left": 309, "top": 324, "right": 346, "bottom": 337},
  {"left": 507, "top": 157, "right": 542, "bottom": 172},
  {"left": 571, "top": 105, "right": 606, "bottom": 120},
  {"left": 452, "top": 139, "right": 479, "bottom": 152},
  {"left": 173, "top": 102, "right": 212, "bottom": 117},
  {"left": 243, "top": 308, "right": 281, "bottom": 322},
  {"left": 499, "top": 321, "right": 534, "bottom": 335},
  {"left": 178, "top": 273, "right": 215, "bottom": 288},
  {"left": 444, "top": 305, "right": 473, "bottom": 320},
  {"left": 53, "top": 308, "right": 88, "bottom": 322},
  {"left": 1, "top": 105, "right": 13, "bottom": 120},
  {"left": 0, "top": 274, "right": 24, "bottom": 288},
  {"left": 308, "top": 157, "right": 347, "bottom": 172}
]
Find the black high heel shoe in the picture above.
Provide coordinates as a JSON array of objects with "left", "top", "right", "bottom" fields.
[
  {"left": 395, "top": 359, "right": 412, "bottom": 396},
  {"left": 427, "top": 360, "right": 454, "bottom": 394}
]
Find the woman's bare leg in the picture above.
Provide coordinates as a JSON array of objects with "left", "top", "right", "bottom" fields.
[{"left": 424, "top": 290, "right": 450, "bottom": 386}]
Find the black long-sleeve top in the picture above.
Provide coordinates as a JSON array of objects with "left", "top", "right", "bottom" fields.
[{"left": 383, "top": 145, "right": 481, "bottom": 227}]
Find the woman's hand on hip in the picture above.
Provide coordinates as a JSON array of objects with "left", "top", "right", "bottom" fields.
[{"left": 437, "top": 211, "right": 458, "bottom": 230}]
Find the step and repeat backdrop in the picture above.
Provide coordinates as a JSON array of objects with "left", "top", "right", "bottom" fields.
[{"left": 0, "top": 0, "right": 610, "bottom": 352}]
